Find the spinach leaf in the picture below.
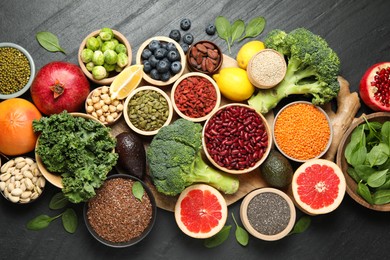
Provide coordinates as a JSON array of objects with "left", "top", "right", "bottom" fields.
[
  {"left": 345, "top": 125, "right": 365, "bottom": 164},
  {"left": 367, "top": 143, "right": 390, "bottom": 167},
  {"left": 289, "top": 215, "right": 311, "bottom": 235},
  {"left": 357, "top": 182, "right": 373, "bottom": 204},
  {"left": 49, "top": 192, "right": 69, "bottom": 210},
  {"left": 375, "top": 177, "right": 390, "bottom": 190},
  {"left": 382, "top": 121, "right": 390, "bottom": 145},
  {"left": 354, "top": 165, "right": 376, "bottom": 182},
  {"left": 367, "top": 169, "right": 388, "bottom": 188},
  {"left": 27, "top": 214, "right": 61, "bottom": 231},
  {"left": 347, "top": 167, "right": 361, "bottom": 183},
  {"left": 238, "top": 16, "right": 266, "bottom": 42},
  {"left": 62, "top": 208, "right": 78, "bottom": 234},
  {"left": 349, "top": 145, "right": 367, "bottom": 167},
  {"left": 132, "top": 181, "right": 145, "bottom": 201},
  {"left": 230, "top": 20, "right": 245, "bottom": 45},
  {"left": 373, "top": 189, "right": 390, "bottom": 205},
  {"left": 36, "top": 31, "right": 66, "bottom": 54},
  {"left": 204, "top": 225, "right": 232, "bottom": 248},
  {"left": 215, "top": 16, "right": 232, "bottom": 53},
  {"left": 232, "top": 213, "right": 248, "bottom": 246}
]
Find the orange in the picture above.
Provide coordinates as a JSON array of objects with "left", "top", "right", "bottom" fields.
[{"left": 109, "top": 65, "right": 143, "bottom": 100}]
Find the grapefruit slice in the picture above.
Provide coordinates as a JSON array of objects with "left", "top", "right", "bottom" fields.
[
  {"left": 109, "top": 64, "right": 143, "bottom": 100},
  {"left": 174, "top": 184, "right": 228, "bottom": 239},
  {"left": 292, "top": 159, "right": 346, "bottom": 215}
]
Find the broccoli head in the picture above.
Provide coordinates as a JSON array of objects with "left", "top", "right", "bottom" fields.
[
  {"left": 248, "top": 28, "right": 341, "bottom": 114},
  {"left": 147, "top": 119, "right": 239, "bottom": 196}
]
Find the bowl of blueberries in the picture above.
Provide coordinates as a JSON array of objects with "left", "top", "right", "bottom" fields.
[{"left": 136, "top": 36, "right": 186, "bottom": 87}]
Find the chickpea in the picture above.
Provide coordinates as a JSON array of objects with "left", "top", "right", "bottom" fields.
[
  {"left": 101, "top": 86, "right": 109, "bottom": 94},
  {"left": 116, "top": 103, "right": 124, "bottom": 112},
  {"left": 111, "top": 112, "right": 118, "bottom": 119},
  {"left": 92, "top": 111, "right": 98, "bottom": 118},
  {"left": 112, "top": 100, "right": 120, "bottom": 106},
  {"left": 93, "top": 102, "right": 102, "bottom": 110},
  {"left": 86, "top": 98, "right": 93, "bottom": 106},
  {"left": 106, "top": 115, "right": 114, "bottom": 123},
  {"left": 93, "top": 89, "right": 101, "bottom": 97},
  {"left": 96, "top": 109, "right": 103, "bottom": 116},
  {"left": 104, "top": 97, "right": 111, "bottom": 105},
  {"left": 92, "top": 96, "right": 100, "bottom": 103},
  {"left": 86, "top": 105, "right": 94, "bottom": 113},
  {"left": 109, "top": 105, "right": 117, "bottom": 112},
  {"left": 102, "top": 105, "right": 109, "bottom": 112}
]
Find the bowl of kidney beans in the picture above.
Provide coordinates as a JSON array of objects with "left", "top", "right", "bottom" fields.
[{"left": 202, "top": 103, "right": 272, "bottom": 174}]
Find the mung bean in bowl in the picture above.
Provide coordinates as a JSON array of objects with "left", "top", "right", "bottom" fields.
[
  {"left": 273, "top": 101, "right": 333, "bottom": 162},
  {"left": 84, "top": 173, "right": 157, "bottom": 247},
  {"left": 123, "top": 86, "right": 173, "bottom": 136},
  {"left": 202, "top": 103, "right": 272, "bottom": 174},
  {"left": 0, "top": 42, "right": 35, "bottom": 99}
]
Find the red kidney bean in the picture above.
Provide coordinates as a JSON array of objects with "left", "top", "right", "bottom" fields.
[{"left": 204, "top": 105, "right": 268, "bottom": 170}]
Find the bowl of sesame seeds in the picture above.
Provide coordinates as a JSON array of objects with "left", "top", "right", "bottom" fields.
[{"left": 0, "top": 42, "right": 35, "bottom": 99}]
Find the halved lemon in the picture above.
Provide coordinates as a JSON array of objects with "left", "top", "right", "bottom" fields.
[{"left": 110, "top": 65, "right": 143, "bottom": 100}]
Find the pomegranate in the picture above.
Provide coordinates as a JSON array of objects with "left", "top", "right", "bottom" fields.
[
  {"left": 359, "top": 62, "right": 390, "bottom": 112},
  {"left": 31, "top": 61, "right": 90, "bottom": 115}
]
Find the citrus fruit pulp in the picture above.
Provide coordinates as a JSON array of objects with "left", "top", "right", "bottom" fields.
[
  {"left": 174, "top": 184, "right": 227, "bottom": 238},
  {"left": 109, "top": 64, "right": 143, "bottom": 100},
  {"left": 292, "top": 159, "right": 346, "bottom": 215}
]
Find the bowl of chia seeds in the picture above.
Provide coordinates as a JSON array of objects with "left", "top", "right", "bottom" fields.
[
  {"left": 123, "top": 86, "right": 173, "bottom": 136},
  {"left": 0, "top": 42, "right": 35, "bottom": 99},
  {"left": 84, "top": 173, "right": 157, "bottom": 247}
]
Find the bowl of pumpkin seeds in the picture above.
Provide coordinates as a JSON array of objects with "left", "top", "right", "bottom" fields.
[
  {"left": 0, "top": 42, "right": 35, "bottom": 99},
  {"left": 123, "top": 86, "right": 173, "bottom": 136}
]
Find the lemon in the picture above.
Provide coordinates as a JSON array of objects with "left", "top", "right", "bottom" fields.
[
  {"left": 236, "top": 41, "right": 265, "bottom": 70},
  {"left": 213, "top": 67, "right": 255, "bottom": 101},
  {"left": 109, "top": 65, "right": 143, "bottom": 100}
]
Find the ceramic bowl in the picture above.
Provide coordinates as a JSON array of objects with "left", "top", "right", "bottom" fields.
[
  {"left": 84, "top": 173, "right": 157, "bottom": 247},
  {"left": 336, "top": 112, "right": 390, "bottom": 211},
  {"left": 85, "top": 86, "right": 123, "bottom": 125},
  {"left": 186, "top": 40, "right": 223, "bottom": 75},
  {"left": 171, "top": 72, "right": 221, "bottom": 122},
  {"left": 35, "top": 113, "right": 113, "bottom": 188},
  {"left": 273, "top": 101, "right": 333, "bottom": 162},
  {"left": 240, "top": 187, "right": 296, "bottom": 241},
  {"left": 0, "top": 42, "right": 35, "bottom": 99},
  {"left": 136, "top": 36, "right": 186, "bottom": 86},
  {"left": 123, "top": 86, "right": 173, "bottom": 136},
  {"left": 202, "top": 103, "right": 272, "bottom": 174},
  {"left": 78, "top": 29, "right": 132, "bottom": 85}
]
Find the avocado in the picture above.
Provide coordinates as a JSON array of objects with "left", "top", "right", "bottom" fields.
[
  {"left": 260, "top": 149, "right": 293, "bottom": 188},
  {"left": 115, "top": 132, "right": 146, "bottom": 179}
]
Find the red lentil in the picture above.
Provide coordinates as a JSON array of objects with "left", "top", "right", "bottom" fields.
[
  {"left": 204, "top": 105, "right": 268, "bottom": 170},
  {"left": 174, "top": 76, "right": 217, "bottom": 118},
  {"left": 87, "top": 178, "right": 153, "bottom": 243},
  {"left": 274, "top": 103, "right": 331, "bottom": 160}
]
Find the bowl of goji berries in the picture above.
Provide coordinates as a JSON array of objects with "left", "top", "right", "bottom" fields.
[
  {"left": 171, "top": 72, "right": 221, "bottom": 122},
  {"left": 202, "top": 103, "right": 272, "bottom": 174}
]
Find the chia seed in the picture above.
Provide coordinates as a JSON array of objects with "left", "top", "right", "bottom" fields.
[{"left": 246, "top": 192, "right": 291, "bottom": 236}]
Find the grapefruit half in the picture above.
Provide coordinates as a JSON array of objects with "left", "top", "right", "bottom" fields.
[
  {"left": 174, "top": 184, "right": 228, "bottom": 239},
  {"left": 292, "top": 159, "right": 346, "bottom": 215}
]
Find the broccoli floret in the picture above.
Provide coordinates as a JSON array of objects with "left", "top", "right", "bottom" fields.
[
  {"left": 147, "top": 119, "right": 239, "bottom": 196},
  {"left": 248, "top": 28, "right": 341, "bottom": 114}
]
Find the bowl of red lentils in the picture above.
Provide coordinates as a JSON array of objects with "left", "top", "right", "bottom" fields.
[
  {"left": 171, "top": 72, "right": 221, "bottom": 122},
  {"left": 202, "top": 103, "right": 272, "bottom": 174},
  {"left": 84, "top": 173, "right": 157, "bottom": 247},
  {"left": 273, "top": 101, "right": 333, "bottom": 162},
  {"left": 0, "top": 42, "right": 35, "bottom": 99}
]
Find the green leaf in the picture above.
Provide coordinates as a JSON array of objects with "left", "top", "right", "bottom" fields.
[
  {"left": 204, "top": 225, "right": 232, "bottom": 248},
  {"left": 132, "top": 181, "right": 144, "bottom": 201},
  {"left": 49, "top": 192, "right": 69, "bottom": 210},
  {"left": 62, "top": 208, "right": 78, "bottom": 234},
  {"left": 354, "top": 165, "right": 376, "bottom": 182},
  {"left": 357, "top": 182, "right": 373, "bottom": 204},
  {"left": 238, "top": 16, "right": 266, "bottom": 42},
  {"left": 232, "top": 213, "right": 248, "bottom": 246},
  {"left": 26, "top": 214, "right": 59, "bottom": 231},
  {"left": 349, "top": 145, "right": 367, "bottom": 167},
  {"left": 289, "top": 215, "right": 311, "bottom": 235},
  {"left": 215, "top": 16, "right": 232, "bottom": 53},
  {"left": 367, "top": 143, "right": 389, "bottom": 167},
  {"left": 382, "top": 122, "right": 390, "bottom": 145},
  {"left": 36, "top": 31, "right": 66, "bottom": 54},
  {"left": 230, "top": 20, "right": 245, "bottom": 45},
  {"left": 367, "top": 169, "right": 388, "bottom": 188},
  {"left": 347, "top": 167, "right": 361, "bottom": 183},
  {"left": 373, "top": 189, "right": 390, "bottom": 205}
]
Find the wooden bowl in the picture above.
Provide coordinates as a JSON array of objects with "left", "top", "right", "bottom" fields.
[
  {"left": 136, "top": 36, "right": 186, "bottom": 86},
  {"left": 35, "top": 113, "right": 112, "bottom": 188},
  {"left": 186, "top": 40, "right": 223, "bottom": 75},
  {"left": 336, "top": 112, "right": 390, "bottom": 211},
  {"left": 202, "top": 103, "right": 273, "bottom": 174},
  {"left": 123, "top": 86, "right": 173, "bottom": 136},
  {"left": 78, "top": 29, "right": 132, "bottom": 85},
  {"left": 171, "top": 72, "right": 221, "bottom": 122}
]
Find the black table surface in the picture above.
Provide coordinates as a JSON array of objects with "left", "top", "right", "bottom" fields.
[{"left": 1, "top": 0, "right": 390, "bottom": 259}]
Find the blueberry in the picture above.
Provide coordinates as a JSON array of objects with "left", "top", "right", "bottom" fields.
[
  {"left": 205, "top": 24, "right": 216, "bottom": 35},
  {"left": 150, "top": 69, "right": 160, "bottom": 80},
  {"left": 180, "top": 43, "right": 189, "bottom": 54},
  {"left": 183, "top": 33, "right": 194, "bottom": 45},
  {"left": 167, "top": 50, "right": 180, "bottom": 62},
  {"left": 166, "top": 42, "right": 177, "bottom": 51},
  {"left": 141, "top": 48, "right": 152, "bottom": 60},
  {"left": 143, "top": 60, "right": 152, "bottom": 73},
  {"left": 161, "top": 42, "right": 168, "bottom": 50},
  {"left": 154, "top": 48, "right": 168, "bottom": 59},
  {"left": 156, "top": 60, "right": 170, "bottom": 73},
  {"left": 169, "top": 29, "right": 181, "bottom": 42},
  {"left": 160, "top": 71, "right": 171, "bottom": 82},
  {"left": 148, "top": 55, "right": 159, "bottom": 68},
  {"left": 170, "top": 61, "right": 182, "bottom": 74},
  {"left": 180, "top": 18, "right": 191, "bottom": 31},
  {"left": 148, "top": 40, "right": 161, "bottom": 51}
]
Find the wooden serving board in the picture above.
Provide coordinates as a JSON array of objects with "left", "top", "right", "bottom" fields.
[{"left": 110, "top": 54, "right": 274, "bottom": 212}]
